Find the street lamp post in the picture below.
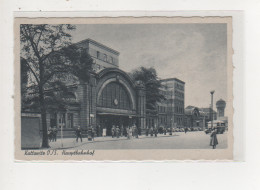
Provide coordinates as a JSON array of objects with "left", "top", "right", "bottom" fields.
[{"left": 210, "top": 90, "right": 215, "bottom": 129}]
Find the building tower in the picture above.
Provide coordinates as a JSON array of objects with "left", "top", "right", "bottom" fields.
[{"left": 216, "top": 99, "right": 226, "bottom": 118}]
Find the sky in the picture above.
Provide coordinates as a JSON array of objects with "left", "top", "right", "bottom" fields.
[{"left": 70, "top": 24, "right": 227, "bottom": 110}]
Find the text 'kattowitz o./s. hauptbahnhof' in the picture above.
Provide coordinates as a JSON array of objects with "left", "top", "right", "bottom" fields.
[{"left": 21, "top": 39, "right": 227, "bottom": 141}]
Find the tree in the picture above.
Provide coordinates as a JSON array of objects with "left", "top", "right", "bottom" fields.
[
  {"left": 130, "top": 67, "right": 165, "bottom": 110},
  {"left": 20, "top": 24, "right": 94, "bottom": 148}
]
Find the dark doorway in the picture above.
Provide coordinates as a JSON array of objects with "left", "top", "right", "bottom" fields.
[{"left": 98, "top": 115, "right": 134, "bottom": 136}]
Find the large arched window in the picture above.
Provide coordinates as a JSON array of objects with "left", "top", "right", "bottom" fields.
[{"left": 98, "top": 82, "right": 131, "bottom": 110}]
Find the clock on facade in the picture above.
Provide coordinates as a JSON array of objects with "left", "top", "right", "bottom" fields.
[{"left": 114, "top": 98, "right": 118, "bottom": 106}]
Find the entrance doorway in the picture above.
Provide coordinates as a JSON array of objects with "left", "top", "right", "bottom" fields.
[{"left": 98, "top": 114, "right": 135, "bottom": 136}]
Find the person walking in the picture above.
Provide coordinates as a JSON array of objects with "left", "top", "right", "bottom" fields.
[
  {"left": 154, "top": 125, "right": 158, "bottom": 137},
  {"left": 210, "top": 128, "right": 218, "bottom": 149},
  {"left": 120, "top": 125, "right": 124, "bottom": 137},
  {"left": 132, "top": 123, "right": 138, "bottom": 138},
  {"left": 185, "top": 127, "right": 188, "bottom": 134},
  {"left": 123, "top": 126, "right": 127, "bottom": 137},
  {"left": 111, "top": 125, "right": 115, "bottom": 138},
  {"left": 116, "top": 126, "right": 120, "bottom": 138},
  {"left": 145, "top": 126, "right": 149, "bottom": 136},
  {"left": 129, "top": 127, "right": 133, "bottom": 139},
  {"left": 102, "top": 127, "right": 106, "bottom": 137},
  {"left": 48, "top": 128, "right": 53, "bottom": 142},
  {"left": 52, "top": 126, "right": 58, "bottom": 142},
  {"left": 126, "top": 127, "right": 130, "bottom": 139},
  {"left": 150, "top": 127, "right": 154, "bottom": 137},
  {"left": 75, "top": 126, "right": 82, "bottom": 143}
]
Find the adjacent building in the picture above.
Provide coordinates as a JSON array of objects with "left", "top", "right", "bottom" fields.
[{"left": 155, "top": 78, "right": 185, "bottom": 128}]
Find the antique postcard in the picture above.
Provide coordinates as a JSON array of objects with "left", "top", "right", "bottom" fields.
[{"left": 14, "top": 17, "right": 233, "bottom": 161}]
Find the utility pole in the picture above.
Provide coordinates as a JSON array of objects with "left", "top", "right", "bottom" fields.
[{"left": 210, "top": 90, "right": 215, "bottom": 129}]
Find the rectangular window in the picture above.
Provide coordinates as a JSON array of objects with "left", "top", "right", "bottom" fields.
[
  {"left": 67, "top": 113, "right": 74, "bottom": 128},
  {"left": 104, "top": 54, "right": 107, "bottom": 62}
]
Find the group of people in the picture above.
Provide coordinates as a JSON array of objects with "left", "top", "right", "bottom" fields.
[
  {"left": 75, "top": 125, "right": 96, "bottom": 143},
  {"left": 50, "top": 124, "right": 219, "bottom": 149},
  {"left": 110, "top": 124, "right": 139, "bottom": 139},
  {"left": 48, "top": 127, "right": 58, "bottom": 142}
]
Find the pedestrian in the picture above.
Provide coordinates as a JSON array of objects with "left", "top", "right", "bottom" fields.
[
  {"left": 154, "top": 125, "right": 158, "bottom": 137},
  {"left": 124, "top": 126, "right": 127, "bottom": 137},
  {"left": 126, "top": 127, "right": 130, "bottom": 139},
  {"left": 116, "top": 126, "right": 120, "bottom": 138},
  {"left": 185, "top": 127, "right": 188, "bottom": 134},
  {"left": 75, "top": 126, "right": 82, "bottom": 143},
  {"left": 96, "top": 125, "right": 100, "bottom": 137},
  {"left": 102, "top": 127, "right": 106, "bottom": 137},
  {"left": 145, "top": 126, "right": 149, "bottom": 136},
  {"left": 132, "top": 123, "right": 138, "bottom": 138},
  {"left": 150, "top": 127, "right": 154, "bottom": 136},
  {"left": 111, "top": 125, "right": 115, "bottom": 138},
  {"left": 210, "top": 128, "right": 218, "bottom": 149},
  {"left": 52, "top": 126, "right": 58, "bottom": 142},
  {"left": 135, "top": 126, "right": 139, "bottom": 138},
  {"left": 129, "top": 127, "right": 133, "bottom": 139},
  {"left": 120, "top": 125, "right": 124, "bottom": 137},
  {"left": 48, "top": 128, "right": 53, "bottom": 142},
  {"left": 169, "top": 127, "right": 172, "bottom": 135}
]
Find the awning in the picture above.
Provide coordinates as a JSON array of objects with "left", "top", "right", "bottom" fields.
[{"left": 97, "top": 112, "right": 137, "bottom": 117}]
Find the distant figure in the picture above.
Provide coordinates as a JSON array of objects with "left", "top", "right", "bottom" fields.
[
  {"left": 102, "top": 127, "right": 106, "bottom": 137},
  {"left": 129, "top": 127, "right": 133, "bottom": 139},
  {"left": 52, "top": 126, "right": 58, "bottom": 142},
  {"left": 210, "top": 128, "right": 218, "bottom": 149},
  {"left": 163, "top": 127, "right": 167, "bottom": 135},
  {"left": 111, "top": 125, "right": 115, "bottom": 138},
  {"left": 120, "top": 125, "right": 124, "bottom": 137},
  {"left": 116, "top": 126, "right": 120, "bottom": 138},
  {"left": 150, "top": 127, "right": 154, "bottom": 136},
  {"left": 154, "top": 125, "right": 158, "bottom": 137},
  {"left": 133, "top": 124, "right": 138, "bottom": 138},
  {"left": 75, "top": 126, "right": 82, "bottom": 143},
  {"left": 126, "top": 127, "right": 130, "bottom": 139},
  {"left": 48, "top": 128, "right": 53, "bottom": 142},
  {"left": 169, "top": 127, "right": 172, "bottom": 135},
  {"left": 145, "top": 126, "right": 149, "bottom": 136},
  {"left": 123, "top": 126, "right": 127, "bottom": 137},
  {"left": 185, "top": 127, "right": 188, "bottom": 134},
  {"left": 96, "top": 125, "right": 100, "bottom": 137}
]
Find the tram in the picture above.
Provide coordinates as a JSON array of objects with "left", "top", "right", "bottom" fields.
[{"left": 205, "top": 120, "right": 227, "bottom": 134}]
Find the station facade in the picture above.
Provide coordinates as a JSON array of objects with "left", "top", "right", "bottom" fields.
[
  {"left": 27, "top": 39, "right": 188, "bottom": 135},
  {"left": 43, "top": 39, "right": 146, "bottom": 135}
]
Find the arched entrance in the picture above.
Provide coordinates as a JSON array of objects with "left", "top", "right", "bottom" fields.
[{"left": 95, "top": 68, "right": 140, "bottom": 136}]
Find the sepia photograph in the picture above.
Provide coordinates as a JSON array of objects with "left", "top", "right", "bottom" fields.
[{"left": 15, "top": 17, "right": 233, "bottom": 160}]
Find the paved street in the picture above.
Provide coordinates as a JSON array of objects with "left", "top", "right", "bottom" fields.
[{"left": 49, "top": 131, "right": 227, "bottom": 149}]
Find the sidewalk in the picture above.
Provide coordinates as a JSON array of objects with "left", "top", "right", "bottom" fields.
[{"left": 49, "top": 133, "right": 180, "bottom": 149}]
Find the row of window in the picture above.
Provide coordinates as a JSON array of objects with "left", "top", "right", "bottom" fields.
[
  {"left": 174, "top": 90, "right": 184, "bottom": 98},
  {"left": 176, "top": 117, "right": 183, "bottom": 125},
  {"left": 158, "top": 106, "right": 167, "bottom": 113},
  {"left": 175, "top": 106, "right": 184, "bottom": 114},
  {"left": 175, "top": 83, "right": 184, "bottom": 91},
  {"left": 96, "top": 51, "right": 114, "bottom": 64}
]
